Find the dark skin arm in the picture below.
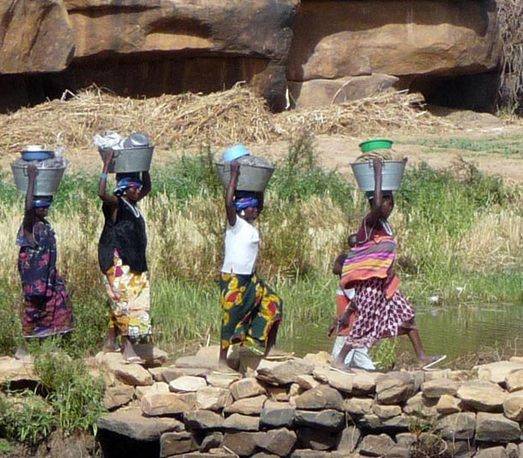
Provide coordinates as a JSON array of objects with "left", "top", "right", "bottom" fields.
[
  {"left": 98, "top": 150, "right": 118, "bottom": 204},
  {"left": 364, "top": 158, "right": 385, "bottom": 229},
  {"left": 22, "top": 165, "right": 37, "bottom": 241},
  {"left": 225, "top": 161, "right": 240, "bottom": 227},
  {"left": 137, "top": 171, "right": 151, "bottom": 201}
]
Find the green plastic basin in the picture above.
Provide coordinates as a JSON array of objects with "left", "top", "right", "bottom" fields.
[{"left": 359, "top": 139, "right": 394, "bottom": 153}]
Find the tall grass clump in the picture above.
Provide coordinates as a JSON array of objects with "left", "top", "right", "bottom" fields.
[
  {"left": 0, "top": 344, "right": 104, "bottom": 447},
  {"left": 0, "top": 135, "right": 520, "bottom": 356}
]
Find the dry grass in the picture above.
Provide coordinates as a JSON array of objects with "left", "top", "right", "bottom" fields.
[
  {"left": 0, "top": 85, "right": 451, "bottom": 156},
  {"left": 457, "top": 209, "right": 523, "bottom": 272},
  {"left": 497, "top": 0, "right": 523, "bottom": 113}
]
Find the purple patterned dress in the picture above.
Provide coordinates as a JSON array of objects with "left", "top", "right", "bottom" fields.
[{"left": 17, "top": 221, "right": 74, "bottom": 338}]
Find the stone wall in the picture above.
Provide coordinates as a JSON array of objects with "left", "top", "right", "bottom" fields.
[
  {"left": 95, "top": 350, "right": 523, "bottom": 456},
  {"left": 0, "top": 0, "right": 503, "bottom": 113},
  {"left": 1, "top": 350, "right": 523, "bottom": 456}
]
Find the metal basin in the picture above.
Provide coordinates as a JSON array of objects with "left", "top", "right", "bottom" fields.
[
  {"left": 99, "top": 146, "right": 154, "bottom": 173},
  {"left": 350, "top": 159, "right": 407, "bottom": 192},
  {"left": 12, "top": 164, "right": 66, "bottom": 196}
]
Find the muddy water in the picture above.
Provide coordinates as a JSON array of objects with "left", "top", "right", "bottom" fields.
[{"left": 280, "top": 303, "right": 523, "bottom": 363}]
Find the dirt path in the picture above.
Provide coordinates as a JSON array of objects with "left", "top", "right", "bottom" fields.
[
  {"left": 2, "top": 120, "right": 522, "bottom": 184},
  {"left": 251, "top": 128, "right": 523, "bottom": 185}
]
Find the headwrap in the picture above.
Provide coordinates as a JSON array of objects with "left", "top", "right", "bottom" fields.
[
  {"left": 366, "top": 190, "right": 393, "bottom": 200},
  {"left": 234, "top": 197, "right": 259, "bottom": 211},
  {"left": 114, "top": 176, "right": 143, "bottom": 197},
  {"left": 32, "top": 196, "right": 53, "bottom": 209}
]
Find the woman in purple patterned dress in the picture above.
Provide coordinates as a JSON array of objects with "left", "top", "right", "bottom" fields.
[{"left": 15, "top": 165, "right": 74, "bottom": 359}]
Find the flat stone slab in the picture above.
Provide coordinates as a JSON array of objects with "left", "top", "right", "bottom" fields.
[
  {"left": 475, "top": 361, "right": 523, "bottom": 385},
  {"left": 256, "top": 358, "right": 314, "bottom": 386},
  {"left": 0, "top": 357, "right": 38, "bottom": 384},
  {"left": 457, "top": 381, "right": 507, "bottom": 412},
  {"left": 98, "top": 407, "right": 184, "bottom": 441}
]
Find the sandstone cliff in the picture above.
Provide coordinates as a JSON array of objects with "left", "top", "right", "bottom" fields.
[{"left": 0, "top": 0, "right": 502, "bottom": 112}]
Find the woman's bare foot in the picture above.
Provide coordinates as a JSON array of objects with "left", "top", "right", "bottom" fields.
[
  {"left": 330, "top": 359, "right": 353, "bottom": 373},
  {"left": 122, "top": 338, "right": 144, "bottom": 364},
  {"left": 14, "top": 346, "right": 32, "bottom": 362}
]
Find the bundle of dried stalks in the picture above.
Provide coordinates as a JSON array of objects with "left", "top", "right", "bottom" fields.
[
  {"left": 0, "top": 85, "right": 449, "bottom": 155},
  {"left": 0, "top": 84, "right": 277, "bottom": 154},
  {"left": 276, "top": 90, "right": 450, "bottom": 136}
]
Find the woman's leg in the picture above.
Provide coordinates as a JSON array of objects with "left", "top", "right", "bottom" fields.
[
  {"left": 399, "top": 320, "right": 445, "bottom": 367},
  {"left": 102, "top": 327, "right": 119, "bottom": 353},
  {"left": 332, "top": 341, "right": 354, "bottom": 370}
]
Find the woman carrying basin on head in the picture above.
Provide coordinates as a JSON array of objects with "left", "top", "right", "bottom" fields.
[
  {"left": 218, "top": 158, "right": 282, "bottom": 369},
  {"left": 98, "top": 151, "right": 152, "bottom": 363},
  {"left": 333, "top": 158, "right": 445, "bottom": 371},
  {"left": 15, "top": 165, "right": 74, "bottom": 359}
]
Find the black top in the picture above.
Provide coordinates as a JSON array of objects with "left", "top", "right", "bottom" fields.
[{"left": 98, "top": 198, "right": 147, "bottom": 273}]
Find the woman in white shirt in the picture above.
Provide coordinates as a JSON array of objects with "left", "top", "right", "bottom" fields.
[{"left": 218, "top": 161, "right": 283, "bottom": 368}]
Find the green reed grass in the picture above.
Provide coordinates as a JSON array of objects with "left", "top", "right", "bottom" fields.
[{"left": 0, "top": 138, "right": 520, "bottom": 356}]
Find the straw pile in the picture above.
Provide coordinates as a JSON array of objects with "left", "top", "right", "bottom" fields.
[
  {"left": 0, "top": 84, "right": 450, "bottom": 155},
  {"left": 276, "top": 90, "right": 450, "bottom": 136}
]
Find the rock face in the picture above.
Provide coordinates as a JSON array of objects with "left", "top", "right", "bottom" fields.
[
  {"left": 0, "top": 0, "right": 297, "bottom": 111},
  {"left": 287, "top": 0, "right": 500, "bottom": 108},
  {"left": 0, "top": 0, "right": 74, "bottom": 74},
  {"left": 0, "top": 0, "right": 503, "bottom": 112}
]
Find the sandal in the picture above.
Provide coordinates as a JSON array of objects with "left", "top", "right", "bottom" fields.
[{"left": 422, "top": 355, "right": 447, "bottom": 371}]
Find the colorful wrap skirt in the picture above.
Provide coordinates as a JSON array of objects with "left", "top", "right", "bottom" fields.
[
  {"left": 344, "top": 277, "right": 415, "bottom": 348},
  {"left": 104, "top": 251, "right": 152, "bottom": 342},
  {"left": 219, "top": 273, "right": 282, "bottom": 355},
  {"left": 17, "top": 222, "right": 74, "bottom": 339}
]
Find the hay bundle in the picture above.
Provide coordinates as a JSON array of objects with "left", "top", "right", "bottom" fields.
[
  {"left": 0, "top": 85, "right": 449, "bottom": 156},
  {"left": 0, "top": 84, "right": 277, "bottom": 154},
  {"left": 276, "top": 90, "right": 449, "bottom": 136}
]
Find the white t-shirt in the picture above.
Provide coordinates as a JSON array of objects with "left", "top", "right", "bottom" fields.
[{"left": 221, "top": 217, "right": 260, "bottom": 275}]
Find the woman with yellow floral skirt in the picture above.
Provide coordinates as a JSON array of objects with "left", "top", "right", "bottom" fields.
[
  {"left": 219, "top": 159, "right": 282, "bottom": 369},
  {"left": 98, "top": 151, "right": 152, "bottom": 363}
]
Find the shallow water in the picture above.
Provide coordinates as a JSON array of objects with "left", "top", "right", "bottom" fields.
[{"left": 280, "top": 303, "right": 523, "bottom": 363}]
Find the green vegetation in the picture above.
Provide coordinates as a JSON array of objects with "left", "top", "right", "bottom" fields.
[
  {"left": 0, "top": 344, "right": 104, "bottom": 448},
  {"left": 400, "top": 134, "right": 523, "bottom": 156},
  {"left": 0, "top": 135, "right": 520, "bottom": 359}
]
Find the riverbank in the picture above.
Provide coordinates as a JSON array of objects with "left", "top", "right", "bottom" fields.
[
  {"left": 1, "top": 347, "right": 522, "bottom": 457},
  {"left": 0, "top": 138, "right": 521, "bottom": 357}
]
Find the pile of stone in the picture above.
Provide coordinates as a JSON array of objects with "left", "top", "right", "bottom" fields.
[
  {"left": 90, "top": 348, "right": 523, "bottom": 457},
  {"left": 2, "top": 350, "right": 522, "bottom": 457}
]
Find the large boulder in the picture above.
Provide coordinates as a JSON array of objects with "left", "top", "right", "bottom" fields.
[
  {"left": 288, "top": 0, "right": 500, "bottom": 81},
  {"left": 288, "top": 74, "right": 398, "bottom": 109},
  {"left": 0, "top": 0, "right": 74, "bottom": 74},
  {"left": 60, "top": 0, "right": 298, "bottom": 111}
]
